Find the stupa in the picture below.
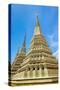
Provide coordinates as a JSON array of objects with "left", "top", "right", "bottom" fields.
[{"left": 11, "top": 16, "right": 58, "bottom": 85}]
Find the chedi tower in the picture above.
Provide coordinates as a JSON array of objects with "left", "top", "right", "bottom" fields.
[{"left": 11, "top": 16, "right": 58, "bottom": 85}]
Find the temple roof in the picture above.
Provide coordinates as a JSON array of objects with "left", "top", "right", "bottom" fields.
[{"left": 34, "top": 16, "right": 42, "bottom": 36}]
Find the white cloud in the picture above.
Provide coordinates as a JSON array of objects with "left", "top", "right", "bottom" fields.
[
  {"left": 47, "top": 33, "right": 58, "bottom": 50},
  {"left": 53, "top": 50, "right": 58, "bottom": 59}
]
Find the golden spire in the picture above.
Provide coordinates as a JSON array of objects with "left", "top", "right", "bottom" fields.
[
  {"left": 20, "top": 32, "right": 26, "bottom": 54},
  {"left": 34, "top": 16, "right": 42, "bottom": 36}
]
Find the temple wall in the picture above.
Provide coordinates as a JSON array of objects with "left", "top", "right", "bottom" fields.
[
  {"left": 12, "top": 64, "right": 58, "bottom": 81},
  {"left": 48, "top": 68, "right": 58, "bottom": 77}
]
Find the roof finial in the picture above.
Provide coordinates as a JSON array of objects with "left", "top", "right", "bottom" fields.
[
  {"left": 34, "top": 16, "right": 42, "bottom": 35},
  {"left": 20, "top": 32, "right": 26, "bottom": 54},
  {"left": 16, "top": 47, "right": 20, "bottom": 56},
  {"left": 36, "top": 16, "right": 40, "bottom": 26}
]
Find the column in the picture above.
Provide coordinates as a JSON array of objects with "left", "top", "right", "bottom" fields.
[
  {"left": 44, "top": 64, "right": 48, "bottom": 77},
  {"left": 24, "top": 68, "right": 27, "bottom": 78},
  {"left": 33, "top": 67, "right": 36, "bottom": 78},
  {"left": 39, "top": 65, "right": 42, "bottom": 77},
  {"left": 30, "top": 67, "right": 33, "bottom": 78},
  {"left": 27, "top": 67, "right": 30, "bottom": 78},
  {"left": 35, "top": 66, "right": 38, "bottom": 77},
  {"left": 23, "top": 70, "right": 25, "bottom": 79},
  {"left": 22, "top": 71, "right": 25, "bottom": 79},
  {"left": 39, "top": 56, "right": 40, "bottom": 60}
]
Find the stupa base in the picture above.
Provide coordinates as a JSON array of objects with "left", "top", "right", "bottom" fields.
[{"left": 9, "top": 76, "right": 58, "bottom": 86}]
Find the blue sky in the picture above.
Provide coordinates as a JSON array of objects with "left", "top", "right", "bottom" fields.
[{"left": 10, "top": 4, "right": 58, "bottom": 63}]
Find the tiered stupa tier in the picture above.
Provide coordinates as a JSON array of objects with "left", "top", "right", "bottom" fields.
[
  {"left": 11, "top": 34, "right": 26, "bottom": 76},
  {"left": 11, "top": 16, "right": 58, "bottom": 84}
]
